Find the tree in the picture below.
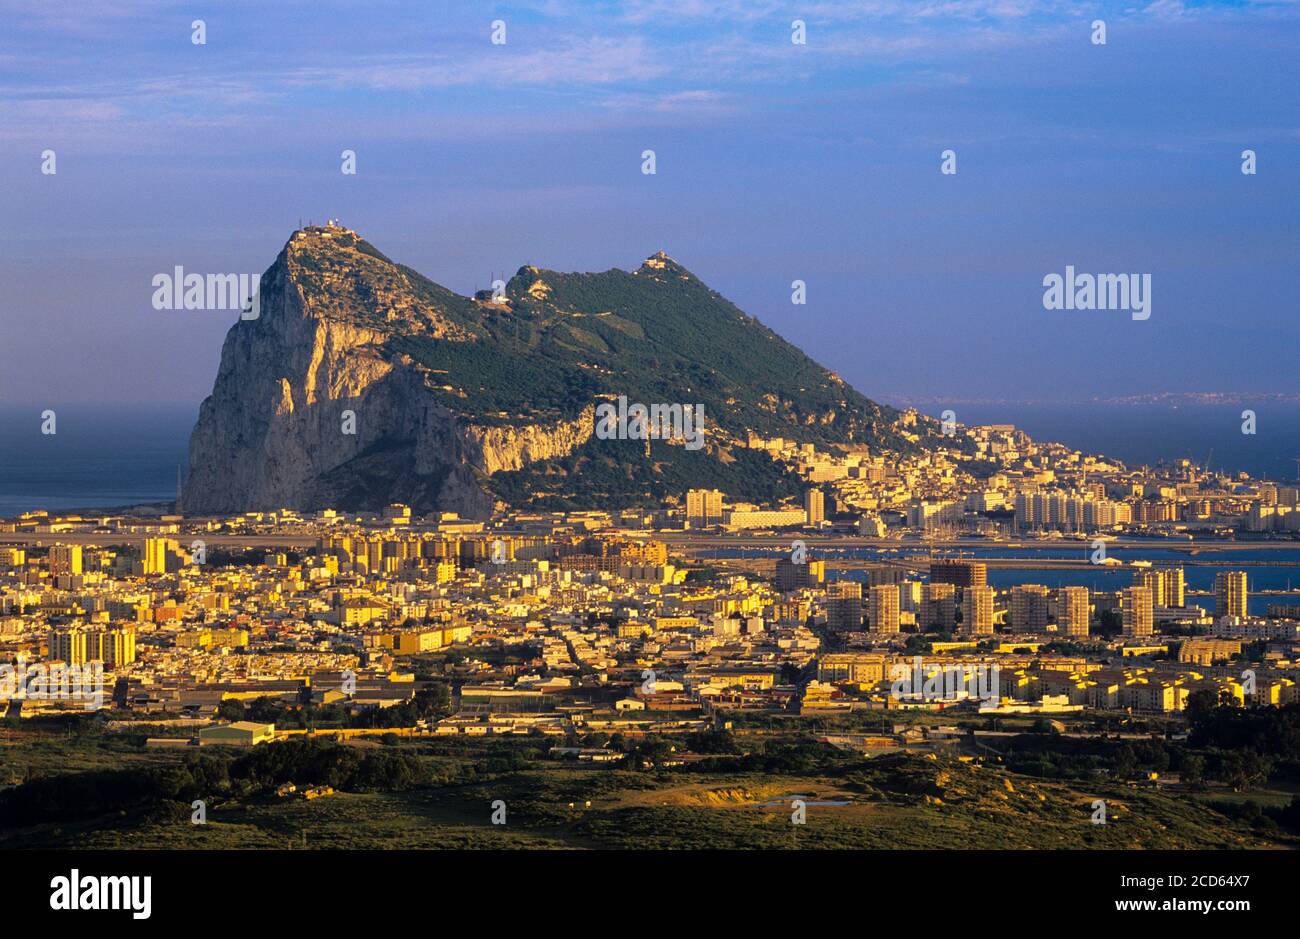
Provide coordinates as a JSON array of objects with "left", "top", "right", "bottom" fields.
[
  {"left": 1184, "top": 688, "right": 1219, "bottom": 722},
  {"left": 1218, "top": 750, "right": 1272, "bottom": 792},
  {"left": 216, "top": 699, "right": 246, "bottom": 721},
  {"left": 1180, "top": 753, "right": 1205, "bottom": 789},
  {"left": 1112, "top": 744, "right": 1137, "bottom": 779}
]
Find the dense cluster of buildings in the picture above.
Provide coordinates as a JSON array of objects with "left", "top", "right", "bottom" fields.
[
  {"left": 1, "top": 418, "right": 1297, "bottom": 738},
  {"left": 715, "top": 421, "right": 1298, "bottom": 540},
  {"left": 0, "top": 497, "right": 1297, "bottom": 734}
]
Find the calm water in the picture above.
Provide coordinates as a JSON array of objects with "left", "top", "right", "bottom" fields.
[
  {"left": 714, "top": 543, "right": 1300, "bottom": 616},
  {"left": 0, "top": 404, "right": 195, "bottom": 517},
  {"left": 933, "top": 402, "right": 1300, "bottom": 483}
]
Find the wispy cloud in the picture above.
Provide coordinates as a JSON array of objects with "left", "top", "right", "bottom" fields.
[{"left": 0, "top": 0, "right": 1293, "bottom": 142}]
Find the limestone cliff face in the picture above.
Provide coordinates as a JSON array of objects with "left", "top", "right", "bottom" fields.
[
  {"left": 462, "top": 406, "right": 595, "bottom": 475},
  {"left": 182, "top": 226, "right": 591, "bottom": 517}
]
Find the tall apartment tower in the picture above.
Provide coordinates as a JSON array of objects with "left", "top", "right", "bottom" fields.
[
  {"left": 1014, "top": 491, "right": 1035, "bottom": 530},
  {"left": 930, "top": 560, "right": 987, "bottom": 588},
  {"left": 1121, "top": 586, "right": 1154, "bottom": 638},
  {"left": 685, "top": 489, "right": 724, "bottom": 527},
  {"left": 1215, "top": 571, "right": 1248, "bottom": 619},
  {"left": 1160, "top": 567, "right": 1186, "bottom": 608},
  {"left": 921, "top": 583, "right": 957, "bottom": 631},
  {"left": 98, "top": 626, "right": 138, "bottom": 669},
  {"left": 804, "top": 489, "right": 826, "bottom": 526},
  {"left": 1134, "top": 570, "right": 1166, "bottom": 608},
  {"left": 1056, "top": 586, "right": 1091, "bottom": 637},
  {"left": 1134, "top": 567, "right": 1185, "bottom": 609},
  {"left": 961, "top": 585, "right": 995, "bottom": 636},
  {"left": 49, "top": 544, "right": 83, "bottom": 575},
  {"left": 776, "top": 558, "right": 825, "bottom": 591},
  {"left": 868, "top": 583, "right": 900, "bottom": 634},
  {"left": 826, "top": 580, "right": 863, "bottom": 632},
  {"left": 897, "top": 580, "right": 922, "bottom": 613},
  {"left": 142, "top": 537, "right": 172, "bottom": 575},
  {"left": 1009, "top": 585, "right": 1051, "bottom": 633}
]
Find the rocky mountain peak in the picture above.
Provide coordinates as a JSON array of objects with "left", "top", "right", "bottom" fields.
[
  {"left": 279, "top": 226, "right": 470, "bottom": 340},
  {"left": 184, "top": 228, "right": 929, "bottom": 517},
  {"left": 636, "top": 250, "right": 693, "bottom": 280}
]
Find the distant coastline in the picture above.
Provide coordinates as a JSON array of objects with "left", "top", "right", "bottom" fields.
[
  {"left": 884, "top": 391, "right": 1300, "bottom": 408},
  {"left": 886, "top": 399, "right": 1300, "bottom": 483},
  {"left": 2, "top": 397, "right": 1298, "bottom": 519}
]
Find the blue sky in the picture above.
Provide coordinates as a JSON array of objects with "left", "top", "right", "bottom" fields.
[{"left": 0, "top": 0, "right": 1297, "bottom": 406}]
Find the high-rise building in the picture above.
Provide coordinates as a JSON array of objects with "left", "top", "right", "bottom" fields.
[
  {"left": 1056, "top": 586, "right": 1091, "bottom": 637},
  {"left": 49, "top": 544, "right": 83, "bottom": 575},
  {"left": 930, "top": 560, "right": 987, "bottom": 588},
  {"left": 826, "top": 580, "right": 862, "bottom": 632},
  {"left": 92, "top": 627, "right": 138, "bottom": 669},
  {"left": 1122, "top": 586, "right": 1154, "bottom": 637},
  {"left": 1215, "top": 571, "right": 1248, "bottom": 619},
  {"left": 1134, "top": 567, "right": 1185, "bottom": 609},
  {"left": 142, "top": 537, "right": 178, "bottom": 575},
  {"left": 1134, "top": 570, "right": 1165, "bottom": 608},
  {"left": 1009, "top": 585, "right": 1050, "bottom": 633},
  {"left": 1159, "top": 567, "right": 1185, "bottom": 608},
  {"left": 921, "top": 583, "right": 957, "bottom": 631},
  {"left": 51, "top": 626, "right": 136, "bottom": 670},
  {"left": 685, "top": 489, "right": 724, "bottom": 527},
  {"left": 961, "top": 585, "right": 995, "bottom": 636},
  {"left": 868, "top": 584, "right": 900, "bottom": 634},
  {"left": 1014, "top": 491, "right": 1036, "bottom": 530},
  {"left": 776, "top": 558, "right": 825, "bottom": 591},
  {"left": 897, "top": 580, "right": 922, "bottom": 613},
  {"left": 866, "top": 567, "right": 907, "bottom": 587},
  {"left": 804, "top": 489, "right": 825, "bottom": 526}
]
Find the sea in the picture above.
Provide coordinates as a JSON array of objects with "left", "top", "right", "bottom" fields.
[
  {"left": 931, "top": 402, "right": 1300, "bottom": 483},
  {"left": 0, "top": 404, "right": 196, "bottom": 518},
  {"left": 709, "top": 541, "right": 1300, "bottom": 617}
]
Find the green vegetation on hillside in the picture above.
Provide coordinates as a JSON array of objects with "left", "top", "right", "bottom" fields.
[
  {"left": 487, "top": 436, "right": 805, "bottom": 509},
  {"left": 388, "top": 256, "right": 922, "bottom": 450}
]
